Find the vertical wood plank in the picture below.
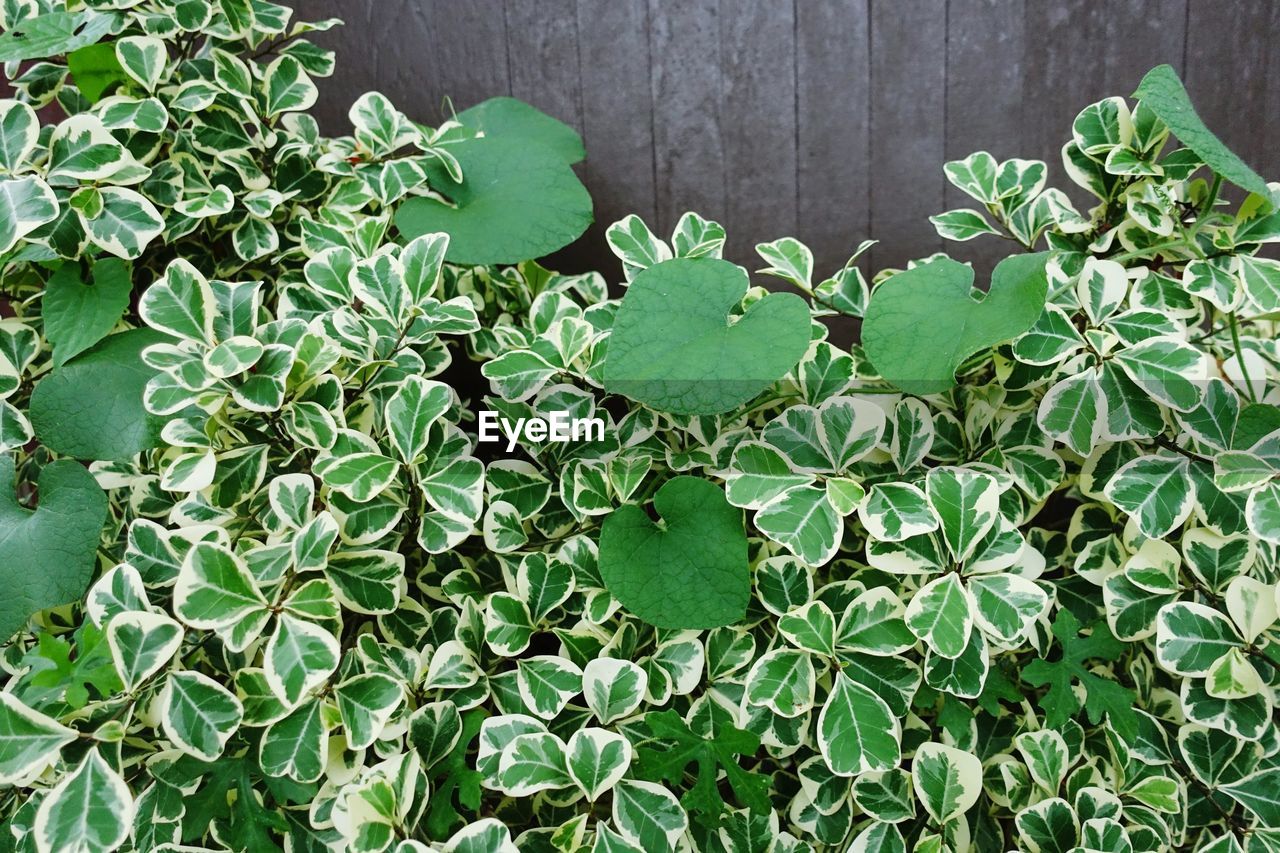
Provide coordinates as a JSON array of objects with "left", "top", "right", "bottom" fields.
[
  {"left": 504, "top": 0, "right": 583, "bottom": 132},
  {"left": 293, "top": 0, "right": 513, "bottom": 132},
  {"left": 574, "top": 0, "right": 657, "bottom": 277},
  {"left": 1022, "top": 1, "right": 1186, "bottom": 204},
  {"left": 796, "top": 0, "right": 871, "bottom": 277},
  {"left": 1184, "top": 1, "right": 1280, "bottom": 186},
  {"left": 869, "top": 0, "right": 948, "bottom": 270},
  {"left": 719, "top": 0, "right": 797, "bottom": 265},
  {"left": 944, "top": 0, "right": 1025, "bottom": 273},
  {"left": 649, "top": 0, "right": 726, "bottom": 238}
]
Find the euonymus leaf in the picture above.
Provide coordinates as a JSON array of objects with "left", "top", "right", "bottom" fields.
[
  {"left": 863, "top": 252, "right": 1050, "bottom": 395},
  {"left": 0, "top": 692, "right": 77, "bottom": 784},
  {"left": 395, "top": 135, "right": 592, "bottom": 265},
  {"left": 455, "top": 96, "right": 585, "bottom": 165},
  {"left": 599, "top": 476, "right": 748, "bottom": 629},
  {"left": 0, "top": 457, "right": 106, "bottom": 641},
  {"left": 912, "top": 742, "right": 982, "bottom": 824},
  {"left": 1134, "top": 65, "right": 1274, "bottom": 202},
  {"left": 42, "top": 258, "right": 132, "bottom": 366},
  {"left": 33, "top": 747, "right": 131, "bottom": 853},
  {"left": 604, "top": 258, "right": 811, "bottom": 415},
  {"left": 29, "top": 328, "right": 168, "bottom": 461}
]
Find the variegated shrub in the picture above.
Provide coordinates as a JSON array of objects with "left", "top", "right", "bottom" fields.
[{"left": 1, "top": 5, "right": 1279, "bottom": 850}]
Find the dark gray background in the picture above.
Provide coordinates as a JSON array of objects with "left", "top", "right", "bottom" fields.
[{"left": 274, "top": 2, "right": 1280, "bottom": 277}]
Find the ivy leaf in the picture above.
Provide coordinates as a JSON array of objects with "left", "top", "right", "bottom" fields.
[
  {"left": 599, "top": 476, "right": 749, "bottom": 629},
  {"left": 29, "top": 328, "right": 169, "bottom": 461},
  {"left": 423, "top": 708, "right": 488, "bottom": 840},
  {"left": 1022, "top": 610, "right": 1138, "bottom": 742},
  {"left": 42, "top": 259, "right": 133, "bottom": 367},
  {"left": 635, "top": 709, "right": 769, "bottom": 829},
  {"left": 863, "top": 252, "right": 1050, "bottom": 395},
  {"left": 604, "top": 258, "right": 811, "bottom": 415},
  {"left": 1134, "top": 65, "right": 1274, "bottom": 203},
  {"left": 0, "top": 458, "right": 107, "bottom": 642},
  {"left": 395, "top": 135, "right": 592, "bottom": 265}
]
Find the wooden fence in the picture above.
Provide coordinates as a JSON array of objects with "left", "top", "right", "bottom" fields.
[{"left": 297, "top": 2, "right": 1280, "bottom": 275}]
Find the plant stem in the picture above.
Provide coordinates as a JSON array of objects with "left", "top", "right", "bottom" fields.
[{"left": 1228, "top": 312, "right": 1259, "bottom": 402}]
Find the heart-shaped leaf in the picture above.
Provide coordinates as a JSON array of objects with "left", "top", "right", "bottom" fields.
[
  {"left": 0, "top": 457, "right": 107, "bottom": 641},
  {"left": 604, "top": 258, "right": 811, "bottom": 415},
  {"left": 599, "top": 476, "right": 748, "bottom": 629},
  {"left": 1134, "top": 65, "right": 1273, "bottom": 203},
  {"left": 29, "top": 328, "right": 169, "bottom": 461},
  {"left": 42, "top": 258, "right": 132, "bottom": 366},
  {"left": 394, "top": 135, "right": 592, "bottom": 265},
  {"left": 863, "top": 252, "right": 1050, "bottom": 395}
]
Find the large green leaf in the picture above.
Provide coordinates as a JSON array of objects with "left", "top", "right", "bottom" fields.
[
  {"left": 1134, "top": 64, "right": 1274, "bottom": 202},
  {"left": 599, "top": 476, "right": 748, "bottom": 629},
  {"left": 0, "top": 457, "right": 107, "bottom": 641},
  {"left": 0, "top": 9, "right": 119, "bottom": 63},
  {"left": 455, "top": 96, "right": 585, "bottom": 165},
  {"left": 604, "top": 258, "right": 811, "bottom": 415},
  {"left": 863, "top": 252, "right": 1050, "bottom": 395},
  {"left": 29, "top": 328, "right": 168, "bottom": 461},
  {"left": 42, "top": 258, "right": 133, "bottom": 366},
  {"left": 394, "top": 135, "right": 592, "bottom": 264}
]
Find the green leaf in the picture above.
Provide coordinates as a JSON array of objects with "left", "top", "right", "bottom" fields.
[
  {"left": 911, "top": 742, "right": 982, "bottom": 824},
  {"left": 754, "top": 484, "right": 842, "bottom": 566},
  {"left": 612, "top": 780, "right": 688, "bottom": 852},
  {"left": 566, "top": 728, "right": 631, "bottom": 801},
  {"left": 67, "top": 42, "right": 126, "bottom": 103},
  {"left": 1155, "top": 602, "right": 1242, "bottom": 676},
  {"left": 1219, "top": 767, "right": 1280, "bottom": 826},
  {"left": 29, "top": 328, "right": 168, "bottom": 462},
  {"left": 265, "top": 614, "right": 339, "bottom": 706},
  {"left": 455, "top": 96, "right": 585, "bottom": 165},
  {"left": 1022, "top": 610, "right": 1138, "bottom": 742},
  {"left": 582, "top": 657, "right": 648, "bottom": 725},
  {"left": 635, "top": 709, "right": 768, "bottom": 829},
  {"left": 599, "top": 476, "right": 748, "bottom": 629},
  {"left": 863, "top": 252, "right": 1050, "bottom": 395},
  {"left": 930, "top": 208, "right": 1001, "bottom": 241},
  {"left": 80, "top": 187, "right": 164, "bottom": 260},
  {"left": 259, "top": 698, "right": 329, "bottom": 783},
  {"left": 604, "top": 257, "right": 811, "bottom": 415},
  {"left": 395, "top": 135, "right": 592, "bottom": 264},
  {"left": 0, "top": 457, "right": 107, "bottom": 642},
  {"left": 905, "top": 573, "right": 974, "bottom": 659},
  {"left": 161, "top": 670, "right": 244, "bottom": 761},
  {"left": 0, "top": 693, "right": 77, "bottom": 784},
  {"left": 263, "top": 55, "right": 317, "bottom": 116},
  {"left": 106, "top": 611, "right": 182, "bottom": 691},
  {"left": 335, "top": 673, "right": 403, "bottom": 750},
  {"left": 817, "top": 671, "right": 901, "bottom": 776},
  {"left": 925, "top": 466, "right": 1001, "bottom": 563},
  {"left": 42, "top": 259, "right": 133, "bottom": 367},
  {"left": 496, "top": 731, "right": 572, "bottom": 795},
  {"left": 33, "top": 748, "right": 132, "bottom": 852},
  {"left": 0, "top": 9, "right": 118, "bottom": 63},
  {"left": 1103, "top": 455, "right": 1193, "bottom": 538},
  {"left": 0, "top": 175, "right": 58, "bottom": 254},
  {"left": 1134, "top": 64, "right": 1274, "bottom": 202}
]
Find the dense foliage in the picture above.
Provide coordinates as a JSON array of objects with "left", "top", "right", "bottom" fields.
[{"left": 1, "top": 3, "right": 1279, "bottom": 852}]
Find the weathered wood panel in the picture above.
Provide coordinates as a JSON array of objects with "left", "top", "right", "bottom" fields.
[{"left": 288, "top": 2, "right": 1280, "bottom": 275}]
